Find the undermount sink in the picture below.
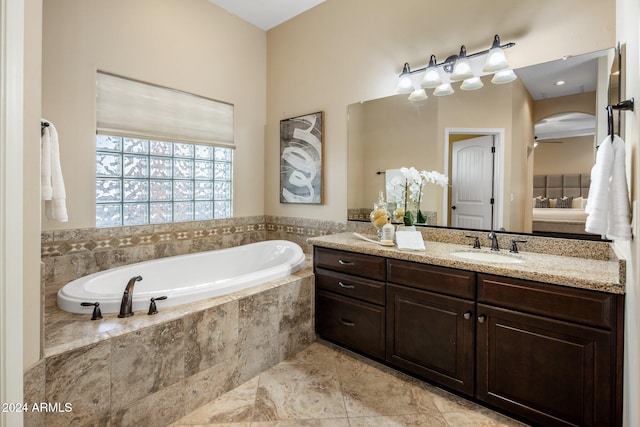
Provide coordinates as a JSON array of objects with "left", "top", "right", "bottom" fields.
[{"left": 451, "top": 250, "right": 525, "bottom": 264}]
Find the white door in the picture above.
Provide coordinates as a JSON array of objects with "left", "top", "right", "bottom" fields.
[{"left": 451, "top": 135, "right": 495, "bottom": 229}]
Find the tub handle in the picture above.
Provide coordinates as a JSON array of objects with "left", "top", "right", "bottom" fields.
[
  {"left": 80, "top": 302, "right": 103, "bottom": 321},
  {"left": 338, "top": 281, "right": 355, "bottom": 289},
  {"left": 148, "top": 296, "right": 168, "bottom": 315},
  {"left": 339, "top": 318, "right": 355, "bottom": 327},
  {"left": 338, "top": 259, "right": 355, "bottom": 266}
]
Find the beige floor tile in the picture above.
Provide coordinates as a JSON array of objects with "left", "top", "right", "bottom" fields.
[
  {"left": 252, "top": 364, "right": 348, "bottom": 421},
  {"left": 174, "top": 377, "right": 259, "bottom": 425},
  {"left": 348, "top": 413, "right": 449, "bottom": 426},
  {"left": 336, "top": 356, "right": 439, "bottom": 418},
  {"left": 175, "top": 341, "right": 530, "bottom": 427}
]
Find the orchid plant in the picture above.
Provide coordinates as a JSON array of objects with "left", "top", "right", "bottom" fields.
[{"left": 388, "top": 167, "right": 448, "bottom": 225}]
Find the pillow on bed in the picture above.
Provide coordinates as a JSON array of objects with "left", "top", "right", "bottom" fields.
[
  {"left": 571, "top": 197, "right": 583, "bottom": 209},
  {"left": 535, "top": 197, "right": 550, "bottom": 208},
  {"left": 556, "top": 196, "right": 573, "bottom": 208}
]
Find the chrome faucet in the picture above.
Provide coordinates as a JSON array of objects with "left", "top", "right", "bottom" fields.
[
  {"left": 487, "top": 231, "right": 500, "bottom": 251},
  {"left": 118, "top": 275, "right": 142, "bottom": 318}
]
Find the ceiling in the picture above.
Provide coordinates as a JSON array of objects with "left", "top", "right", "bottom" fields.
[{"left": 207, "top": 0, "right": 326, "bottom": 30}]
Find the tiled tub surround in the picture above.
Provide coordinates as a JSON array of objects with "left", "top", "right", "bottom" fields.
[{"left": 26, "top": 263, "right": 314, "bottom": 427}]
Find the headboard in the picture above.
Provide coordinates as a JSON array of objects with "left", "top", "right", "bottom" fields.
[{"left": 533, "top": 174, "right": 590, "bottom": 199}]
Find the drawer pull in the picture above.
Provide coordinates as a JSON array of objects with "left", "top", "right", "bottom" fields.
[
  {"left": 463, "top": 311, "right": 472, "bottom": 320},
  {"left": 478, "top": 315, "right": 486, "bottom": 323},
  {"left": 338, "top": 259, "right": 355, "bottom": 266},
  {"left": 338, "top": 281, "right": 355, "bottom": 289},
  {"left": 340, "top": 318, "right": 355, "bottom": 327}
]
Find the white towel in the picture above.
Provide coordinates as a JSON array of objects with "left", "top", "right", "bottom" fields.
[
  {"left": 41, "top": 119, "right": 68, "bottom": 222},
  {"left": 585, "top": 135, "right": 631, "bottom": 240}
]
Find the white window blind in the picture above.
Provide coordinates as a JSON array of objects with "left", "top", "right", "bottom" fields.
[{"left": 96, "top": 71, "right": 234, "bottom": 148}]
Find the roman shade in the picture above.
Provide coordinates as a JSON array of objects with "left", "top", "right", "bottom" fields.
[{"left": 96, "top": 71, "right": 234, "bottom": 148}]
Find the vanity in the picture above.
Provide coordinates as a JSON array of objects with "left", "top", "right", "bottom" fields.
[{"left": 310, "top": 232, "right": 624, "bottom": 427}]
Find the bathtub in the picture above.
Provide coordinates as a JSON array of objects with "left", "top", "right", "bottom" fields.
[{"left": 57, "top": 240, "right": 306, "bottom": 314}]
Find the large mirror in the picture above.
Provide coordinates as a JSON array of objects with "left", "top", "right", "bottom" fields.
[{"left": 348, "top": 48, "right": 615, "bottom": 239}]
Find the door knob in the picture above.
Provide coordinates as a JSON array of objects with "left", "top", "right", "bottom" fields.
[
  {"left": 452, "top": 205, "right": 457, "bottom": 210},
  {"left": 478, "top": 315, "right": 486, "bottom": 323},
  {"left": 463, "top": 311, "right": 472, "bottom": 320}
]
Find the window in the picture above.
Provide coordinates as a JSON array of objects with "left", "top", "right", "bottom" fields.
[
  {"left": 95, "top": 71, "right": 234, "bottom": 227},
  {"left": 96, "top": 134, "right": 232, "bottom": 227}
]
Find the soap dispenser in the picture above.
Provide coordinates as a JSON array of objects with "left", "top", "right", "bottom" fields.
[{"left": 381, "top": 217, "right": 395, "bottom": 242}]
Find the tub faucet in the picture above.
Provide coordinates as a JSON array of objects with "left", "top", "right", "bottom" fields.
[
  {"left": 487, "top": 231, "right": 500, "bottom": 251},
  {"left": 118, "top": 275, "right": 142, "bottom": 318}
]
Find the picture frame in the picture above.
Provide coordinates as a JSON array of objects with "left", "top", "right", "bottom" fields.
[{"left": 279, "top": 111, "right": 324, "bottom": 204}]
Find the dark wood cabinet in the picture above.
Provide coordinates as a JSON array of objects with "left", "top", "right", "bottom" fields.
[
  {"left": 386, "top": 260, "right": 476, "bottom": 395},
  {"left": 312, "top": 247, "right": 624, "bottom": 426},
  {"left": 476, "top": 274, "right": 623, "bottom": 427},
  {"left": 387, "top": 283, "right": 475, "bottom": 395},
  {"left": 313, "top": 247, "right": 386, "bottom": 359}
]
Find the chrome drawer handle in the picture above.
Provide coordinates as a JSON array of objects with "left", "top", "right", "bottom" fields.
[
  {"left": 338, "top": 259, "right": 355, "bottom": 266},
  {"left": 338, "top": 281, "right": 355, "bottom": 289},
  {"left": 478, "top": 315, "right": 486, "bottom": 323},
  {"left": 340, "top": 318, "right": 355, "bottom": 327},
  {"left": 463, "top": 311, "right": 472, "bottom": 320}
]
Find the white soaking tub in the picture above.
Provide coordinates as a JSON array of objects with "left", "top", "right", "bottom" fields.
[{"left": 57, "top": 240, "right": 306, "bottom": 314}]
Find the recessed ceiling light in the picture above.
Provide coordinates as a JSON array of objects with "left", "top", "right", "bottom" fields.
[{"left": 554, "top": 80, "right": 566, "bottom": 86}]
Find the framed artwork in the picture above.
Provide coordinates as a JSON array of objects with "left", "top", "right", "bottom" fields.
[{"left": 279, "top": 111, "right": 324, "bottom": 204}]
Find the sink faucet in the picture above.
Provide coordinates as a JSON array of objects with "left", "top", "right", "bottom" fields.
[
  {"left": 487, "top": 231, "right": 500, "bottom": 251},
  {"left": 118, "top": 275, "right": 143, "bottom": 318}
]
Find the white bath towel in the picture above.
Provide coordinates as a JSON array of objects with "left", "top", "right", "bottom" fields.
[
  {"left": 41, "top": 119, "right": 68, "bottom": 222},
  {"left": 585, "top": 135, "right": 631, "bottom": 240}
]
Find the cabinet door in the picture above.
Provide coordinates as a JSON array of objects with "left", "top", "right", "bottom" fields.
[
  {"left": 476, "top": 304, "right": 615, "bottom": 427},
  {"left": 316, "top": 291, "right": 385, "bottom": 359},
  {"left": 386, "top": 284, "right": 475, "bottom": 395}
]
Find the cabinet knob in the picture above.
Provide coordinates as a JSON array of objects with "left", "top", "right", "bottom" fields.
[
  {"left": 478, "top": 315, "right": 486, "bottom": 323},
  {"left": 463, "top": 311, "right": 472, "bottom": 320},
  {"left": 338, "top": 259, "right": 355, "bottom": 266}
]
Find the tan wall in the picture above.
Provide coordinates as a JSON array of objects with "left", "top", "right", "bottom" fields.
[
  {"left": 533, "top": 135, "right": 596, "bottom": 175},
  {"left": 266, "top": 0, "right": 615, "bottom": 222},
  {"left": 41, "top": 0, "right": 267, "bottom": 231},
  {"left": 24, "top": 0, "right": 43, "bottom": 368}
]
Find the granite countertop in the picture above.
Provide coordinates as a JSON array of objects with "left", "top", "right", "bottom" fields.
[{"left": 308, "top": 232, "right": 625, "bottom": 294}]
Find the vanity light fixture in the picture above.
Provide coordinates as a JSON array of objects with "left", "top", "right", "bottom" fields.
[
  {"left": 433, "top": 83, "right": 455, "bottom": 96},
  {"left": 396, "top": 34, "right": 516, "bottom": 101},
  {"left": 421, "top": 55, "right": 443, "bottom": 88},
  {"left": 554, "top": 80, "right": 567, "bottom": 86},
  {"left": 491, "top": 68, "right": 517, "bottom": 84},
  {"left": 396, "top": 63, "right": 414, "bottom": 94},
  {"left": 450, "top": 46, "right": 474, "bottom": 81},
  {"left": 408, "top": 88, "right": 428, "bottom": 101},
  {"left": 482, "top": 35, "right": 510, "bottom": 72},
  {"left": 460, "top": 76, "right": 484, "bottom": 91}
]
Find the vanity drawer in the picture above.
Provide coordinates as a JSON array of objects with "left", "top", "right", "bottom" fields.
[
  {"left": 316, "top": 290, "right": 385, "bottom": 359},
  {"left": 316, "top": 268, "right": 385, "bottom": 305},
  {"left": 387, "top": 259, "right": 476, "bottom": 300},
  {"left": 477, "top": 274, "right": 616, "bottom": 329},
  {"left": 314, "top": 247, "right": 386, "bottom": 281}
]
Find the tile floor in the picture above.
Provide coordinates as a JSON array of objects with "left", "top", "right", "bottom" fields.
[{"left": 172, "top": 340, "right": 529, "bottom": 427}]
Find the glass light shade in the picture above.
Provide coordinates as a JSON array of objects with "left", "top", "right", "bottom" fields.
[
  {"left": 450, "top": 57, "right": 473, "bottom": 82},
  {"left": 491, "top": 69, "right": 517, "bottom": 84},
  {"left": 433, "top": 83, "right": 454, "bottom": 96},
  {"left": 408, "top": 88, "right": 428, "bottom": 102},
  {"left": 460, "top": 76, "right": 484, "bottom": 90},
  {"left": 482, "top": 47, "right": 509, "bottom": 72},
  {"left": 421, "top": 67, "right": 442, "bottom": 89},
  {"left": 396, "top": 75, "right": 414, "bottom": 94}
]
